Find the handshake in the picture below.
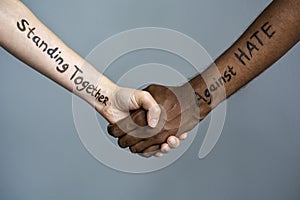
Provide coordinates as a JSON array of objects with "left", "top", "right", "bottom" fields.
[
  {"left": 2, "top": 0, "right": 297, "bottom": 160},
  {"left": 102, "top": 79, "right": 212, "bottom": 158}
]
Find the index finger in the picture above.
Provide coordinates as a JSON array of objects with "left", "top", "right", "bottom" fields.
[{"left": 107, "top": 109, "right": 147, "bottom": 138}]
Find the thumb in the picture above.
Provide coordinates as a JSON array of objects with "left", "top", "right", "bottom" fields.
[{"left": 134, "top": 90, "right": 161, "bottom": 128}]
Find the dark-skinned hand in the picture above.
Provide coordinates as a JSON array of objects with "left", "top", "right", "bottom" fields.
[{"left": 107, "top": 83, "right": 204, "bottom": 157}]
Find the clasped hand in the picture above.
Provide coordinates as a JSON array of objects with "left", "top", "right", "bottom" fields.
[{"left": 108, "top": 83, "right": 202, "bottom": 157}]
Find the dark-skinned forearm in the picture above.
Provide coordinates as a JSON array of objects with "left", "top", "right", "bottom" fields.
[
  {"left": 189, "top": 0, "right": 299, "bottom": 118},
  {"left": 107, "top": 0, "right": 299, "bottom": 156}
]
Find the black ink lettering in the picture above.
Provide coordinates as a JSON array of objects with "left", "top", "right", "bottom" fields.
[
  {"left": 227, "top": 65, "right": 236, "bottom": 76},
  {"left": 77, "top": 81, "right": 90, "bottom": 91},
  {"left": 214, "top": 77, "right": 220, "bottom": 88},
  {"left": 56, "top": 63, "right": 69, "bottom": 73},
  {"left": 70, "top": 65, "right": 83, "bottom": 80},
  {"left": 91, "top": 87, "right": 98, "bottom": 97},
  {"left": 195, "top": 92, "right": 207, "bottom": 102},
  {"left": 194, "top": 92, "right": 202, "bottom": 107},
  {"left": 261, "top": 22, "right": 275, "bottom": 39},
  {"left": 209, "top": 84, "right": 217, "bottom": 92},
  {"left": 17, "top": 19, "right": 29, "bottom": 32},
  {"left": 234, "top": 48, "right": 250, "bottom": 65},
  {"left": 47, "top": 47, "right": 58, "bottom": 59},
  {"left": 32, "top": 36, "right": 41, "bottom": 47},
  {"left": 27, "top": 27, "right": 35, "bottom": 39},
  {"left": 74, "top": 76, "right": 83, "bottom": 85},
  {"left": 16, "top": 18, "right": 110, "bottom": 106},
  {"left": 218, "top": 76, "right": 226, "bottom": 86},
  {"left": 246, "top": 41, "right": 259, "bottom": 57},
  {"left": 94, "top": 89, "right": 101, "bottom": 99},
  {"left": 86, "top": 84, "right": 95, "bottom": 94},
  {"left": 204, "top": 89, "right": 212, "bottom": 105},
  {"left": 97, "top": 95, "right": 105, "bottom": 102},
  {"left": 250, "top": 30, "right": 263, "bottom": 46},
  {"left": 223, "top": 70, "right": 231, "bottom": 82},
  {"left": 54, "top": 51, "right": 61, "bottom": 59},
  {"left": 102, "top": 97, "right": 109, "bottom": 106},
  {"left": 39, "top": 40, "right": 48, "bottom": 52},
  {"left": 55, "top": 57, "right": 64, "bottom": 65}
]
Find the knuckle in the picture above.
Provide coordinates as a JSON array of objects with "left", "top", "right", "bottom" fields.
[
  {"left": 153, "top": 134, "right": 167, "bottom": 144},
  {"left": 130, "top": 144, "right": 144, "bottom": 153},
  {"left": 118, "top": 138, "right": 128, "bottom": 148},
  {"left": 152, "top": 105, "right": 161, "bottom": 113},
  {"left": 129, "top": 146, "right": 137, "bottom": 153},
  {"left": 145, "top": 84, "right": 162, "bottom": 93},
  {"left": 145, "top": 84, "right": 155, "bottom": 91},
  {"left": 141, "top": 91, "right": 151, "bottom": 99},
  {"left": 107, "top": 125, "right": 117, "bottom": 137}
]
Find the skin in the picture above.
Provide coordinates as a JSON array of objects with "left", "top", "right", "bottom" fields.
[
  {"left": 108, "top": 0, "right": 300, "bottom": 157},
  {"left": 108, "top": 85, "right": 200, "bottom": 156},
  {"left": 0, "top": 0, "right": 180, "bottom": 153},
  {"left": 108, "top": 84, "right": 201, "bottom": 156}
]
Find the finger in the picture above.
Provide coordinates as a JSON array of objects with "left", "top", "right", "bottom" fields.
[
  {"left": 147, "top": 104, "right": 161, "bottom": 128},
  {"left": 134, "top": 91, "right": 161, "bottom": 128},
  {"left": 130, "top": 132, "right": 169, "bottom": 153},
  {"left": 179, "top": 132, "right": 188, "bottom": 140},
  {"left": 120, "top": 120, "right": 164, "bottom": 140},
  {"left": 107, "top": 109, "right": 147, "bottom": 137},
  {"left": 154, "top": 152, "right": 163, "bottom": 157},
  {"left": 142, "top": 145, "right": 160, "bottom": 157},
  {"left": 130, "top": 140, "right": 152, "bottom": 153},
  {"left": 160, "top": 143, "right": 170, "bottom": 153},
  {"left": 140, "top": 153, "right": 152, "bottom": 158},
  {"left": 107, "top": 124, "right": 125, "bottom": 138},
  {"left": 167, "top": 136, "right": 180, "bottom": 148},
  {"left": 118, "top": 134, "right": 143, "bottom": 148}
]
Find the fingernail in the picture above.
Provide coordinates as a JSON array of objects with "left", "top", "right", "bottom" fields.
[
  {"left": 161, "top": 144, "right": 170, "bottom": 153},
  {"left": 155, "top": 152, "right": 163, "bottom": 157},
  {"left": 179, "top": 133, "right": 187, "bottom": 140},
  {"left": 169, "top": 138, "right": 176, "bottom": 145},
  {"left": 149, "top": 119, "right": 158, "bottom": 128}
]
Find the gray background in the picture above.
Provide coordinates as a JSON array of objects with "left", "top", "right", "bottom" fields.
[{"left": 0, "top": 0, "right": 299, "bottom": 199}]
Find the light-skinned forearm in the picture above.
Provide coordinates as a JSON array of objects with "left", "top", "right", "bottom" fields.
[
  {"left": 0, "top": 0, "right": 164, "bottom": 126},
  {"left": 0, "top": 0, "right": 114, "bottom": 112}
]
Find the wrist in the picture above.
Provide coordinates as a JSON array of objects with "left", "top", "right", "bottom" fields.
[
  {"left": 87, "top": 75, "right": 118, "bottom": 117},
  {"left": 183, "top": 76, "right": 211, "bottom": 121}
]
